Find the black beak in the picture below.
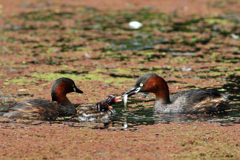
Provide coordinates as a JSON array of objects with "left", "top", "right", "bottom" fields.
[
  {"left": 75, "top": 87, "right": 83, "bottom": 94},
  {"left": 123, "top": 87, "right": 139, "bottom": 97}
]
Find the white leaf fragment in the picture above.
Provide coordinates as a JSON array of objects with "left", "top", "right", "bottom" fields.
[{"left": 129, "top": 21, "right": 142, "bottom": 29}]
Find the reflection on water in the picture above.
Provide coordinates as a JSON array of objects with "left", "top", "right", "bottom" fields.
[
  {"left": 111, "top": 103, "right": 240, "bottom": 126},
  {"left": 0, "top": 101, "right": 239, "bottom": 128},
  {"left": 153, "top": 106, "right": 240, "bottom": 124}
]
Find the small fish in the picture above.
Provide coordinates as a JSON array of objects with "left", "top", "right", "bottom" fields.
[{"left": 123, "top": 94, "right": 128, "bottom": 111}]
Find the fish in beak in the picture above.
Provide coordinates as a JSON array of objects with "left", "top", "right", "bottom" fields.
[{"left": 123, "top": 85, "right": 142, "bottom": 110}]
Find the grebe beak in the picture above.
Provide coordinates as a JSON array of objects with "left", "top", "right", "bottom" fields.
[
  {"left": 123, "top": 86, "right": 141, "bottom": 97},
  {"left": 74, "top": 87, "right": 83, "bottom": 94},
  {"left": 108, "top": 106, "right": 113, "bottom": 110}
]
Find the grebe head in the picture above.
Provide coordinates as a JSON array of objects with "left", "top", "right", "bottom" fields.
[
  {"left": 102, "top": 95, "right": 122, "bottom": 105},
  {"left": 123, "top": 73, "right": 170, "bottom": 103},
  {"left": 95, "top": 95, "right": 122, "bottom": 112},
  {"left": 51, "top": 77, "right": 83, "bottom": 103}
]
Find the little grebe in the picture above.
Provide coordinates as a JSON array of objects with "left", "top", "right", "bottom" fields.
[
  {"left": 4, "top": 77, "right": 83, "bottom": 120},
  {"left": 77, "top": 95, "right": 121, "bottom": 123},
  {"left": 123, "top": 73, "right": 229, "bottom": 113}
]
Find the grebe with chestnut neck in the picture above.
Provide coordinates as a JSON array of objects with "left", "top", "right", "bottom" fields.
[
  {"left": 4, "top": 77, "right": 83, "bottom": 120},
  {"left": 123, "top": 73, "right": 229, "bottom": 113}
]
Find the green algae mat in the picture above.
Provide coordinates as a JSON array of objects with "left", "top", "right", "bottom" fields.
[{"left": 0, "top": 0, "right": 240, "bottom": 159}]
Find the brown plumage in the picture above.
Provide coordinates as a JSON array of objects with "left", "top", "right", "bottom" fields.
[
  {"left": 123, "top": 73, "right": 230, "bottom": 114},
  {"left": 4, "top": 77, "right": 83, "bottom": 120}
]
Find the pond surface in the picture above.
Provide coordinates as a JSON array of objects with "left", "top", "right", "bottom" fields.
[{"left": 1, "top": 4, "right": 240, "bottom": 129}]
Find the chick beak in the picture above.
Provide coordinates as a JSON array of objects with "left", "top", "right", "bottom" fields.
[
  {"left": 114, "top": 96, "right": 123, "bottom": 103},
  {"left": 108, "top": 106, "right": 113, "bottom": 110}
]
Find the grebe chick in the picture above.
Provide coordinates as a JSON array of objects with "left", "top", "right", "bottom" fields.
[{"left": 77, "top": 95, "right": 121, "bottom": 123}]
